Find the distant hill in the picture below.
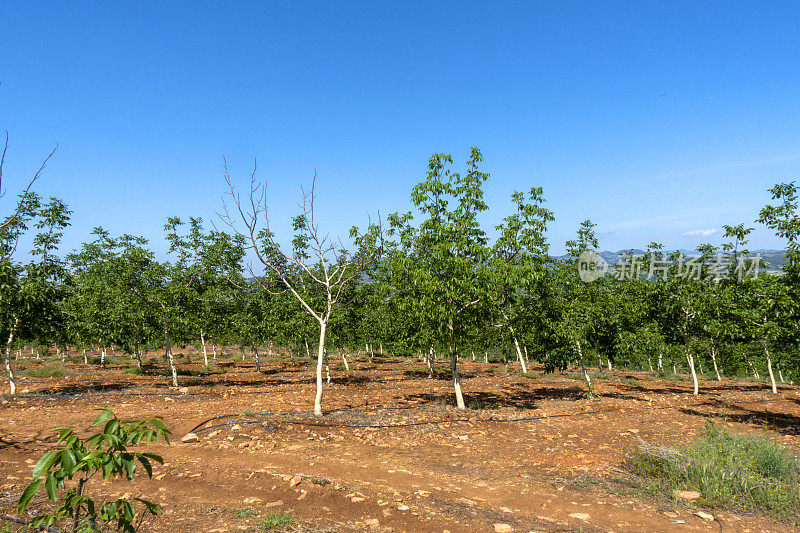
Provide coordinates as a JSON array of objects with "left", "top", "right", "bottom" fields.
[{"left": 560, "top": 249, "right": 789, "bottom": 269}]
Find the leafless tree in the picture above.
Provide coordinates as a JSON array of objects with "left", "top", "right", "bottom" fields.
[
  {"left": 218, "top": 157, "right": 381, "bottom": 416},
  {"left": 0, "top": 131, "right": 58, "bottom": 260}
]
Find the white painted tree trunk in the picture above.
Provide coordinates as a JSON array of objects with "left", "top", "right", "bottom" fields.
[
  {"left": 82, "top": 347, "right": 88, "bottom": 365},
  {"left": 313, "top": 321, "right": 327, "bottom": 417},
  {"left": 427, "top": 345, "right": 435, "bottom": 378},
  {"left": 324, "top": 347, "right": 331, "bottom": 384},
  {"left": 484, "top": 350, "right": 488, "bottom": 363},
  {"left": 710, "top": 342, "right": 722, "bottom": 381},
  {"left": 763, "top": 339, "right": 777, "bottom": 394},
  {"left": 379, "top": 342, "right": 383, "bottom": 355},
  {"left": 341, "top": 350, "right": 350, "bottom": 371},
  {"left": 164, "top": 319, "right": 178, "bottom": 387},
  {"left": 134, "top": 343, "right": 142, "bottom": 369},
  {"left": 450, "top": 342, "right": 466, "bottom": 410},
  {"left": 101, "top": 346, "right": 106, "bottom": 367},
  {"left": 5, "top": 317, "right": 20, "bottom": 395},
  {"left": 684, "top": 340, "right": 699, "bottom": 395},
  {"left": 657, "top": 352, "right": 663, "bottom": 373},
  {"left": 511, "top": 333, "right": 527, "bottom": 374},
  {"left": 576, "top": 341, "right": 592, "bottom": 392},
  {"left": 471, "top": 350, "right": 475, "bottom": 361},
  {"left": 200, "top": 329, "right": 208, "bottom": 367},
  {"left": 305, "top": 338, "right": 311, "bottom": 360},
  {"left": 607, "top": 356, "right": 612, "bottom": 371},
  {"left": 779, "top": 369, "right": 784, "bottom": 382},
  {"left": 212, "top": 342, "right": 217, "bottom": 360},
  {"left": 648, "top": 356, "right": 653, "bottom": 372}
]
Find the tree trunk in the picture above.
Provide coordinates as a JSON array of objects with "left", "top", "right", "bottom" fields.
[
  {"left": 427, "top": 345, "right": 435, "bottom": 378},
  {"left": 684, "top": 337, "right": 698, "bottom": 395},
  {"left": 606, "top": 355, "right": 612, "bottom": 371},
  {"left": 134, "top": 342, "right": 142, "bottom": 370},
  {"left": 101, "top": 346, "right": 106, "bottom": 367},
  {"left": 657, "top": 352, "right": 663, "bottom": 373},
  {"left": 748, "top": 360, "right": 759, "bottom": 379},
  {"left": 763, "top": 339, "right": 777, "bottom": 394},
  {"left": 5, "top": 317, "right": 20, "bottom": 395},
  {"left": 324, "top": 346, "right": 331, "bottom": 384},
  {"left": 450, "top": 342, "right": 466, "bottom": 410},
  {"left": 779, "top": 369, "right": 784, "bottom": 383},
  {"left": 484, "top": 350, "right": 488, "bottom": 363},
  {"left": 576, "top": 341, "right": 592, "bottom": 393},
  {"left": 212, "top": 342, "right": 217, "bottom": 360},
  {"left": 379, "top": 342, "right": 383, "bottom": 355},
  {"left": 313, "top": 321, "right": 327, "bottom": 417},
  {"left": 251, "top": 340, "right": 260, "bottom": 373},
  {"left": 164, "top": 317, "right": 178, "bottom": 387},
  {"left": 648, "top": 356, "right": 653, "bottom": 372},
  {"left": 200, "top": 329, "right": 208, "bottom": 367},
  {"left": 82, "top": 347, "right": 88, "bottom": 365},
  {"left": 504, "top": 314, "right": 527, "bottom": 374},
  {"left": 710, "top": 342, "right": 722, "bottom": 381},
  {"left": 341, "top": 349, "right": 350, "bottom": 371},
  {"left": 511, "top": 333, "right": 527, "bottom": 374},
  {"left": 305, "top": 338, "right": 311, "bottom": 360}
]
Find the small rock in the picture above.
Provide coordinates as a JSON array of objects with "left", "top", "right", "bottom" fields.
[
  {"left": 351, "top": 496, "right": 365, "bottom": 503},
  {"left": 662, "top": 511, "right": 678, "bottom": 518},
  {"left": 364, "top": 518, "right": 379, "bottom": 527},
  {"left": 493, "top": 524, "right": 513, "bottom": 533},
  {"left": 231, "top": 424, "right": 241, "bottom": 431},
  {"left": 178, "top": 387, "right": 189, "bottom": 393},
  {"left": 695, "top": 511, "right": 714, "bottom": 521},
  {"left": 499, "top": 506, "right": 512, "bottom": 513},
  {"left": 289, "top": 475, "right": 302, "bottom": 487},
  {"left": 297, "top": 490, "right": 307, "bottom": 500},
  {"left": 243, "top": 497, "right": 261, "bottom": 504},
  {"left": 181, "top": 432, "right": 199, "bottom": 443},
  {"left": 264, "top": 500, "right": 283, "bottom": 508},
  {"left": 569, "top": 513, "right": 590, "bottom": 520},
  {"left": 673, "top": 490, "right": 701, "bottom": 501},
  {"left": 628, "top": 428, "right": 639, "bottom": 433},
  {"left": 397, "top": 504, "right": 409, "bottom": 511}
]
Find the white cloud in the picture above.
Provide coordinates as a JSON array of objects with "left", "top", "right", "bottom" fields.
[{"left": 681, "top": 228, "right": 717, "bottom": 237}]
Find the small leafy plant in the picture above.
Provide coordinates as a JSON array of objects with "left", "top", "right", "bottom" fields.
[
  {"left": 257, "top": 510, "right": 293, "bottom": 530},
  {"left": 18, "top": 408, "right": 170, "bottom": 533}
]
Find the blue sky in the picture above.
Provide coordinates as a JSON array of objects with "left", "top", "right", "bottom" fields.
[{"left": 2, "top": 1, "right": 800, "bottom": 261}]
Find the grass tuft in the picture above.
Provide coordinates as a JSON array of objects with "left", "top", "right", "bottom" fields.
[
  {"left": 256, "top": 510, "right": 293, "bottom": 530},
  {"left": 623, "top": 422, "right": 800, "bottom": 523}
]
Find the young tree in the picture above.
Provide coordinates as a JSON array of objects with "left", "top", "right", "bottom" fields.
[
  {"left": 488, "top": 187, "right": 554, "bottom": 374},
  {"left": 384, "top": 148, "right": 491, "bottom": 410},
  {"left": 220, "top": 162, "right": 381, "bottom": 416}
]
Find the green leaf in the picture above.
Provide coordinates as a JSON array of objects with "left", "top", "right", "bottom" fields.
[
  {"left": 32, "top": 450, "right": 60, "bottom": 479},
  {"left": 93, "top": 409, "right": 115, "bottom": 426},
  {"left": 17, "top": 478, "right": 43, "bottom": 513},
  {"left": 44, "top": 473, "right": 58, "bottom": 502}
]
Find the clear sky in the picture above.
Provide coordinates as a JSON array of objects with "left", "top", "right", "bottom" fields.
[{"left": 2, "top": 1, "right": 800, "bottom": 261}]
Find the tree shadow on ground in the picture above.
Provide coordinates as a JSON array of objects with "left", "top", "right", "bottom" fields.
[
  {"left": 403, "top": 369, "right": 477, "bottom": 381},
  {"left": 398, "top": 383, "right": 591, "bottom": 410},
  {"left": 679, "top": 404, "right": 800, "bottom": 436},
  {"left": 26, "top": 381, "right": 134, "bottom": 396}
]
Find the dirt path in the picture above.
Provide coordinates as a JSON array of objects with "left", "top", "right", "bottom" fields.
[{"left": 1, "top": 356, "right": 798, "bottom": 532}]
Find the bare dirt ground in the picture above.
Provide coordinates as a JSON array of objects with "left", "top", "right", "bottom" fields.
[{"left": 1, "top": 351, "right": 799, "bottom": 532}]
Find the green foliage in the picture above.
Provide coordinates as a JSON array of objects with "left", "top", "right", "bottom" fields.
[
  {"left": 232, "top": 508, "right": 257, "bottom": 518},
  {"left": 624, "top": 422, "right": 800, "bottom": 522},
  {"left": 18, "top": 409, "right": 170, "bottom": 533},
  {"left": 256, "top": 510, "right": 293, "bottom": 530}
]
